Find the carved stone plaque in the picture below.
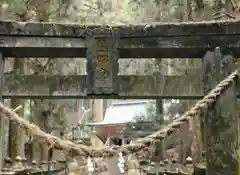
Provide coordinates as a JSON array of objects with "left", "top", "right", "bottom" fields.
[{"left": 86, "top": 34, "right": 119, "bottom": 95}]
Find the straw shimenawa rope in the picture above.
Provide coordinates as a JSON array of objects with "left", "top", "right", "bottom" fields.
[{"left": 0, "top": 70, "right": 238, "bottom": 157}]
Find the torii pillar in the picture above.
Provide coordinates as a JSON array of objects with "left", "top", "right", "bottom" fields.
[{"left": 0, "top": 53, "right": 4, "bottom": 170}]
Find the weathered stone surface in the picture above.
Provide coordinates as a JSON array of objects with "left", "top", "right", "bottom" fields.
[
  {"left": 1, "top": 35, "right": 240, "bottom": 58},
  {"left": 0, "top": 53, "right": 4, "bottom": 170},
  {"left": 205, "top": 49, "right": 238, "bottom": 175},
  {"left": 2, "top": 35, "right": 240, "bottom": 49},
  {"left": 3, "top": 74, "right": 202, "bottom": 99},
  {"left": 2, "top": 20, "right": 240, "bottom": 58},
  {"left": 189, "top": 113, "right": 202, "bottom": 163},
  {"left": 201, "top": 50, "right": 221, "bottom": 155},
  {"left": 86, "top": 34, "right": 119, "bottom": 95},
  {"left": 193, "top": 163, "right": 206, "bottom": 175},
  {"left": 8, "top": 59, "right": 25, "bottom": 160},
  {"left": 1, "top": 20, "right": 240, "bottom": 38},
  {"left": 1, "top": 47, "right": 213, "bottom": 58},
  {"left": 179, "top": 122, "right": 191, "bottom": 164}
]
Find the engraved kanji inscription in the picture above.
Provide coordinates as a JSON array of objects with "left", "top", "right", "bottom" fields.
[{"left": 86, "top": 34, "right": 119, "bottom": 95}]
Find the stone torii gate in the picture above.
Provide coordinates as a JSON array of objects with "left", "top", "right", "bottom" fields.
[{"left": 0, "top": 20, "right": 239, "bottom": 174}]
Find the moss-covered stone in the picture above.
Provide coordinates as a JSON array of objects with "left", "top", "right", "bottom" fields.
[
  {"left": 0, "top": 53, "right": 4, "bottom": 170},
  {"left": 204, "top": 49, "right": 238, "bottom": 175},
  {"left": 9, "top": 59, "right": 25, "bottom": 159}
]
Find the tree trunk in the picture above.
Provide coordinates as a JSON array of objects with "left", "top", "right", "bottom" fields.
[
  {"left": 225, "top": 0, "right": 233, "bottom": 12},
  {"left": 194, "top": 0, "right": 205, "bottom": 19},
  {"left": 91, "top": 99, "right": 105, "bottom": 148}
]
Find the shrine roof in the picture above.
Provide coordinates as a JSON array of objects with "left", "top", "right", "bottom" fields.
[{"left": 89, "top": 101, "right": 150, "bottom": 125}]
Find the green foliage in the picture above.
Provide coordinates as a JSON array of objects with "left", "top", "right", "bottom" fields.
[
  {"left": 133, "top": 101, "right": 164, "bottom": 125},
  {"left": 126, "top": 101, "right": 164, "bottom": 138},
  {"left": 145, "top": 102, "right": 157, "bottom": 120}
]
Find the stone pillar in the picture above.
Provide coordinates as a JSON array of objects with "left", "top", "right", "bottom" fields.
[
  {"left": 204, "top": 48, "right": 238, "bottom": 175},
  {"left": 201, "top": 50, "right": 220, "bottom": 159},
  {"left": 9, "top": 58, "right": 25, "bottom": 160},
  {"left": 153, "top": 99, "right": 165, "bottom": 161},
  {"left": 0, "top": 53, "right": 4, "bottom": 170},
  {"left": 10, "top": 99, "right": 25, "bottom": 159}
]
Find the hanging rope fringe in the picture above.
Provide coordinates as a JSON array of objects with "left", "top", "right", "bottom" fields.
[{"left": 0, "top": 70, "right": 238, "bottom": 157}]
